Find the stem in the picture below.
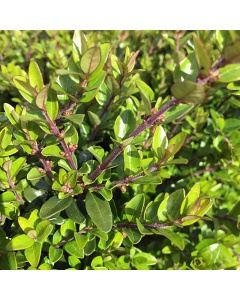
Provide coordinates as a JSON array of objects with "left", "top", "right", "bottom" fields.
[
  {"left": 42, "top": 110, "right": 77, "bottom": 170},
  {"left": 88, "top": 97, "right": 178, "bottom": 181},
  {"left": 6, "top": 169, "right": 23, "bottom": 205}
]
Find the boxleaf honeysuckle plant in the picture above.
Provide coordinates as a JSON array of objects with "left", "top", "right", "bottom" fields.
[{"left": 0, "top": 30, "right": 240, "bottom": 270}]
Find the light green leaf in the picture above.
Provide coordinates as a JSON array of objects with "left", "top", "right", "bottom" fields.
[
  {"left": 85, "top": 192, "right": 112, "bottom": 233},
  {"left": 122, "top": 228, "right": 142, "bottom": 244},
  {"left": 125, "top": 194, "right": 145, "bottom": 223},
  {"left": 27, "top": 167, "right": 46, "bottom": 181},
  {"left": 0, "top": 191, "right": 16, "bottom": 202},
  {"left": 41, "top": 145, "right": 63, "bottom": 157},
  {"left": 49, "top": 245, "right": 63, "bottom": 264},
  {"left": 124, "top": 144, "right": 141, "bottom": 176},
  {"left": 6, "top": 234, "right": 34, "bottom": 251},
  {"left": 13, "top": 76, "right": 36, "bottom": 102},
  {"left": 114, "top": 109, "right": 136, "bottom": 140},
  {"left": 180, "top": 183, "right": 201, "bottom": 215},
  {"left": 0, "top": 126, "right": 13, "bottom": 150},
  {"left": 36, "top": 220, "right": 54, "bottom": 243},
  {"left": 39, "top": 196, "right": 73, "bottom": 219},
  {"left": 224, "top": 41, "right": 240, "bottom": 63},
  {"left": 0, "top": 202, "right": 19, "bottom": 220},
  {"left": 18, "top": 217, "right": 34, "bottom": 234},
  {"left": 136, "top": 79, "right": 154, "bottom": 115},
  {"left": 72, "top": 30, "right": 88, "bottom": 63},
  {"left": 219, "top": 64, "right": 240, "bottom": 82},
  {"left": 28, "top": 60, "right": 44, "bottom": 92},
  {"left": 74, "top": 233, "right": 88, "bottom": 249},
  {"left": 60, "top": 219, "right": 76, "bottom": 238},
  {"left": 46, "top": 89, "right": 59, "bottom": 121},
  {"left": 173, "top": 52, "right": 198, "bottom": 82},
  {"left": 171, "top": 81, "right": 205, "bottom": 104},
  {"left": 87, "top": 111, "right": 101, "bottom": 126},
  {"left": 10, "top": 157, "right": 27, "bottom": 179},
  {"left": 90, "top": 43, "right": 110, "bottom": 81},
  {"left": 132, "top": 252, "right": 157, "bottom": 267},
  {"left": 63, "top": 114, "right": 85, "bottom": 125},
  {"left": 24, "top": 242, "right": 42, "bottom": 267},
  {"left": 152, "top": 125, "right": 168, "bottom": 161},
  {"left": 152, "top": 228, "right": 185, "bottom": 250},
  {"left": 168, "top": 131, "right": 186, "bottom": 157},
  {"left": 64, "top": 240, "right": 84, "bottom": 258}
]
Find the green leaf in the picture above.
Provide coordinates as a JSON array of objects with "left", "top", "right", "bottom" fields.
[
  {"left": 85, "top": 192, "right": 112, "bottom": 233},
  {"left": 39, "top": 196, "right": 72, "bottom": 219},
  {"left": 13, "top": 76, "right": 36, "bottom": 102},
  {"left": 136, "top": 79, "right": 154, "bottom": 115},
  {"left": 89, "top": 228, "right": 109, "bottom": 241},
  {"left": 136, "top": 218, "right": 153, "bottom": 235},
  {"left": 36, "top": 83, "right": 51, "bottom": 110},
  {"left": 132, "top": 252, "right": 157, "bottom": 267},
  {"left": 64, "top": 240, "right": 84, "bottom": 258},
  {"left": 152, "top": 125, "right": 168, "bottom": 161},
  {"left": 0, "top": 191, "right": 16, "bottom": 202},
  {"left": 125, "top": 194, "right": 145, "bottom": 223},
  {"left": 74, "top": 233, "right": 88, "bottom": 249},
  {"left": 90, "top": 43, "right": 110, "bottom": 81},
  {"left": 28, "top": 60, "right": 44, "bottom": 92},
  {"left": 65, "top": 201, "right": 86, "bottom": 224},
  {"left": 0, "top": 125, "right": 13, "bottom": 150},
  {"left": 224, "top": 41, "right": 240, "bottom": 63},
  {"left": 122, "top": 228, "right": 142, "bottom": 244},
  {"left": 41, "top": 145, "right": 63, "bottom": 157},
  {"left": 79, "top": 70, "right": 106, "bottom": 103},
  {"left": 152, "top": 228, "right": 185, "bottom": 250},
  {"left": 193, "top": 33, "right": 211, "bottom": 77},
  {"left": 88, "top": 146, "right": 104, "bottom": 163},
  {"left": 87, "top": 111, "right": 101, "bottom": 126},
  {"left": 60, "top": 219, "right": 76, "bottom": 237},
  {"left": 0, "top": 252, "right": 17, "bottom": 270},
  {"left": 72, "top": 30, "right": 88, "bottom": 63},
  {"left": 105, "top": 75, "right": 120, "bottom": 97},
  {"left": 36, "top": 220, "right": 54, "bottom": 243},
  {"left": 49, "top": 246, "right": 63, "bottom": 264},
  {"left": 46, "top": 89, "right": 59, "bottom": 121},
  {"left": 218, "top": 64, "right": 240, "bottom": 82},
  {"left": 6, "top": 234, "right": 34, "bottom": 251},
  {"left": 24, "top": 242, "right": 42, "bottom": 267},
  {"left": 114, "top": 109, "right": 136, "bottom": 140},
  {"left": 168, "top": 131, "right": 187, "bottom": 156},
  {"left": 80, "top": 47, "right": 101, "bottom": 75},
  {"left": 18, "top": 217, "right": 34, "bottom": 234},
  {"left": 158, "top": 189, "right": 185, "bottom": 222},
  {"left": 173, "top": 52, "right": 198, "bottom": 82},
  {"left": 10, "top": 157, "right": 27, "bottom": 179},
  {"left": 3, "top": 103, "right": 21, "bottom": 129},
  {"left": 96, "top": 188, "right": 113, "bottom": 201},
  {"left": 171, "top": 81, "right": 205, "bottom": 104},
  {"left": 124, "top": 144, "right": 141, "bottom": 176},
  {"left": 180, "top": 183, "right": 201, "bottom": 215},
  {"left": 0, "top": 202, "right": 19, "bottom": 219},
  {"left": 27, "top": 167, "right": 46, "bottom": 180},
  {"left": 63, "top": 114, "right": 85, "bottom": 125}
]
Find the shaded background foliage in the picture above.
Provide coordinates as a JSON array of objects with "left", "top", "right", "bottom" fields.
[{"left": 0, "top": 30, "right": 239, "bottom": 270}]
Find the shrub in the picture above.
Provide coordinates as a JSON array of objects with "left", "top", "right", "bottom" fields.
[{"left": 0, "top": 30, "right": 239, "bottom": 270}]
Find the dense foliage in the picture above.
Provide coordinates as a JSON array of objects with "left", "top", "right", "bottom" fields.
[{"left": 0, "top": 30, "right": 239, "bottom": 270}]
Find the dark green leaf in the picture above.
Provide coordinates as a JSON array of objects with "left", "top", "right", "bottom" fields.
[
  {"left": 0, "top": 252, "right": 17, "bottom": 270},
  {"left": 64, "top": 241, "right": 84, "bottom": 258},
  {"left": 224, "top": 41, "right": 240, "bottom": 63},
  {"left": 65, "top": 201, "right": 86, "bottom": 224},
  {"left": 39, "top": 196, "right": 72, "bottom": 219},
  {"left": 193, "top": 33, "right": 211, "bottom": 77},
  {"left": 152, "top": 228, "right": 185, "bottom": 250},
  {"left": 63, "top": 114, "right": 85, "bottom": 125},
  {"left": 85, "top": 192, "right": 112, "bottom": 232}
]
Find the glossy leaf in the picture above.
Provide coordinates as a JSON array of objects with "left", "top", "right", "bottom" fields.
[
  {"left": 87, "top": 111, "right": 101, "bottom": 126},
  {"left": 63, "top": 114, "right": 85, "bottom": 125},
  {"left": 36, "top": 220, "right": 54, "bottom": 242},
  {"left": 122, "top": 228, "right": 142, "bottom": 244},
  {"left": 173, "top": 52, "right": 198, "bottom": 82},
  {"left": 39, "top": 196, "right": 72, "bottom": 219},
  {"left": 10, "top": 157, "right": 27, "bottom": 179},
  {"left": 0, "top": 202, "right": 19, "bottom": 220},
  {"left": 74, "top": 233, "right": 88, "bottom": 249},
  {"left": 41, "top": 145, "right": 63, "bottom": 157},
  {"left": 24, "top": 242, "right": 42, "bottom": 267},
  {"left": 27, "top": 167, "right": 46, "bottom": 180},
  {"left": 64, "top": 240, "right": 84, "bottom": 258},
  {"left": 85, "top": 192, "right": 112, "bottom": 233},
  {"left": 60, "top": 219, "right": 76, "bottom": 237},
  {"left": 0, "top": 191, "right": 16, "bottom": 202},
  {"left": 171, "top": 81, "right": 205, "bottom": 104},
  {"left": 80, "top": 47, "right": 101, "bottom": 75},
  {"left": 180, "top": 183, "right": 201, "bottom": 215},
  {"left": 6, "top": 234, "right": 34, "bottom": 251},
  {"left": 168, "top": 131, "right": 187, "bottom": 156},
  {"left": 132, "top": 252, "right": 157, "bottom": 267},
  {"left": 72, "top": 30, "right": 88, "bottom": 63},
  {"left": 124, "top": 144, "right": 141, "bottom": 176},
  {"left": 218, "top": 64, "right": 240, "bottom": 82},
  {"left": 49, "top": 245, "right": 63, "bottom": 264},
  {"left": 46, "top": 89, "right": 59, "bottom": 121},
  {"left": 13, "top": 76, "right": 36, "bottom": 102},
  {"left": 0, "top": 125, "right": 13, "bottom": 150},
  {"left": 152, "top": 125, "right": 168, "bottom": 161},
  {"left": 114, "top": 109, "right": 136, "bottom": 140},
  {"left": 28, "top": 60, "right": 44, "bottom": 92},
  {"left": 18, "top": 217, "right": 34, "bottom": 234},
  {"left": 125, "top": 194, "right": 145, "bottom": 223}
]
